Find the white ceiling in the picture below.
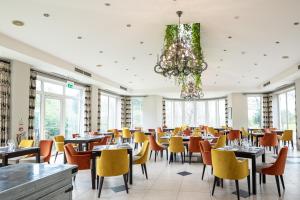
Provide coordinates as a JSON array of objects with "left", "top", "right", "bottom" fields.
[{"left": 0, "top": 0, "right": 300, "bottom": 98}]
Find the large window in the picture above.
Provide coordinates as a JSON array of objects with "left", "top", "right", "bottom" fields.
[
  {"left": 34, "top": 76, "right": 85, "bottom": 140},
  {"left": 165, "top": 98, "right": 226, "bottom": 128},
  {"left": 100, "top": 93, "right": 121, "bottom": 131},
  {"left": 278, "top": 89, "right": 296, "bottom": 141},
  {"left": 131, "top": 97, "right": 143, "bottom": 128},
  {"left": 247, "top": 96, "right": 262, "bottom": 128}
]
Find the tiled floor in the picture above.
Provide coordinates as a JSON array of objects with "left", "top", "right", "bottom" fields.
[{"left": 53, "top": 147, "right": 300, "bottom": 200}]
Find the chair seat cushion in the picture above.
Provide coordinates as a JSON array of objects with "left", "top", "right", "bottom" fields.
[{"left": 256, "top": 163, "right": 273, "bottom": 173}]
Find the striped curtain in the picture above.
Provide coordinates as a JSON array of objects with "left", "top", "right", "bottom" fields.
[
  {"left": 225, "top": 98, "right": 229, "bottom": 126},
  {"left": 84, "top": 86, "right": 92, "bottom": 134},
  {"left": 28, "top": 70, "right": 37, "bottom": 140},
  {"left": 121, "top": 96, "right": 131, "bottom": 128},
  {"left": 0, "top": 60, "right": 11, "bottom": 146},
  {"left": 263, "top": 94, "right": 273, "bottom": 128},
  {"left": 162, "top": 99, "right": 166, "bottom": 127},
  {"left": 97, "top": 89, "right": 101, "bottom": 131}
]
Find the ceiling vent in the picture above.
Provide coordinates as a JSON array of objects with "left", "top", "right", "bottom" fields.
[
  {"left": 263, "top": 81, "right": 271, "bottom": 87},
  {"left": 120, "top": 86, "right": 127, "bottom": 91},
  {"left": 74, "top": 67, "right": 92, "bottom": 77}
]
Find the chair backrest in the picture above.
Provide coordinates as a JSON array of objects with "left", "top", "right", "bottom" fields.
[
  {"left": 207, "top": 127, "right": 215, "bottom": 135},
  {"left": 157, "top": 131, "right": 169, "bottom": 144},
  {"left": 39, "top": 140, "right": 53, "bottom": 162},
  {"left": 264, "top": 128, "right": 271, "bottom": 134},
  {"left": 19, "top": 140, "right": 34, "bottom": 148},
  {"left": 149, "top": 135, "right": 162, "bottom": 150},
  {"left": 136, "top": 140, "right": 150, "bottom": 164},
  {"left": 53, "top": 135, "right": 65, "bottom": 152},
  {"left": 241, "top": 127, "right": 249, "bottom": 137},
  {"left": 260, "top": 133, "right": 278, "bottom": 147},
  {"left": 157, "top": 127, "right": 163, "bottom": 133},
  {"left": 112, "top": 129, "right": 120, "bottom": 138},
  {"left": 122, "top": 128, "right": 131, "bottom": 139},
  {"left": 97, "top": 149, "right": 129, "bottom": 177},
  {"left": 227, "top": 130, "right": 241, "bottom": 141},
  {"left": 199, "top": 140, "right": 212, "bottom": 165},
  {"left": 64, "top": 143, "right": 78, "bottom": 156},
  {"left": 134, "top": 131, "right": 146, "bottom": 143},
  {"left": 188, "top": 136, "right": 201, "bottom": 152},
  {"left": 211, "top": 149, "right": 248, "bottom": 180},
  {"left": 281, "top": 130, "right": 293, "bottom": 141},
  {"left": 169, "top": 136, "right": 184, "bottom": 152},
  {"left": 213, "top": 135, "right": 226, "bottom": 148},
  {"left": 183, "top": 129, "right": 191, "bottom": 136},
  {"left": 262, "top": 147, "right": 288, "bottom": 175},
  {"left": 173, "top": 127, "right": 181, "bottom": 135}
]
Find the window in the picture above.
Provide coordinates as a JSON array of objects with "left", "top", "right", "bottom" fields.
[
  {"left": 100, "top": 93, "right": 121, "bottom": 131},
  {"left": 131, "top": 97, "right": 143, "bottom": 128},
  {"left": 34, "top": 76, "right": 85, "bottom": 140},
  {"left": 247, "top": 96, "right": 262, "bottom": 128},
  {"left": 165, "top": 98, "right": 226, "bottom": 128}
]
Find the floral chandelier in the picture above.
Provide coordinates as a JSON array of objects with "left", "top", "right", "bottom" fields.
[{"left": 154, "top": 11, "right": 207, "bottom": 100}]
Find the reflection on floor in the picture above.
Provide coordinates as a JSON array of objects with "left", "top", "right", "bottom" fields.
[{"left": 52, "top": 147, "right": 300, "bottom": 200}]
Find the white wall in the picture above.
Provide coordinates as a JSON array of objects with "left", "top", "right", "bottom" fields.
[
  {"left": 142, "top": 95, "right": 163, "bottom": 130},
  {"left": 227, "top": 93, "right": 248, "bottom": 129},
  {"left": 10, "top": 60, "right": 31, "bottom": 140},
  {"left": 91, "top": 85, "right": 99, "bottom": 131},
  {"left": 295, "top": 79, "right": 300, "bottom": 149}
]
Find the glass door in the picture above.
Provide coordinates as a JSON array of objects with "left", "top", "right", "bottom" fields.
[{"left": 43, "top": 97, "right": 62, "bottom": 139}]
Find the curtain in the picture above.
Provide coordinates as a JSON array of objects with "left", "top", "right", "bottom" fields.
[
  {"left": 121, "top": 96, "right": 131, "bottom": 128},
  {"left": 225, "top": 98, "right": 228, "bottom": 126},
  {"left": 84, "top": 86, "right": 92, "bottom": 134},
  {"left": 0, "top": 60, "right": 11, "bottom": 146},
  {"left": 162, "top": 99, "right": 166, "bottom": 127},
  {"left": 28, "top": 70, "right": 37, "bottom": 140},
  {"left": 263, "top": 94, "right": 273, "bottom": 128},
  {"left": 97, "top": 89, "right": 101, "bottom": 131}
]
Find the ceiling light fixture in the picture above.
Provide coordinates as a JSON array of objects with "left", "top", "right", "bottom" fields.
[
  {"left": 294, "top": 22, "right": 299, "bottom": 26},
  {"left": 241, "top": 51, "right": 245, "bottom": 55},
  {"left": 12, "top": 20, "right": 24, "bottom": 26},
  {"left": 99, "top": 51, "right": 103, "bottom": 53},
  {"left": 43, "top": 13, "right": 50, "bottom": 17},
  {"left": 275, "top": 41, "right": 280, "bottom": 44},
  {"left": 104, "top": 3, "right": 111, "bottom": 6},
  {"left": 282, "top": 56, "right": 289, "bottom": 59},
  {"left": 228, "top": 36, "right": 232, "bottom": 39},
  {"left": 126, "top": 24, "right": 131, "bottom": 28},
  {"left": 96, "top": 64, "right": 102, "bottom": 67},
  {"left": 77, "top": 36, "right": 82, "bottom": 39}
]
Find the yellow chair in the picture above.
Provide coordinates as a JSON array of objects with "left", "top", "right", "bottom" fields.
[
  {"left": 207, "top": 127, "right": 218, "bottom": 136},
  {"left": 241, "top": 127, "right": 249, "bottom": 139},
  {"left": 53, "top": 135, "right": 64, "bottom": 163},
  {"left": 192, "top": 128, "right": 201, "bottom": 136},
  {"left": 19, "top": 140, "right": 34, "bottom": 148},
  {"left": 212, "top": 135, "right": 226, "bottom": 149},
  {"left": 278, "top": 130, "right": 293, "bottom": 148},
  {"left": 96, "top": 149, "right": 129, "bottom": 197},
  {"left": 211, "top": 149, "right": 250, "bottom": 200},
  {"left": 157, "top": 131, "right": 169, "bottom": 145},
  {"left": 133, "top": 131, "right": 146, "bottom": 149},
  {"left": 172, "top": 127, "right": 181, "bottom": 136},
  {"left": 133, "top": 140, "right": 150, "bottom": 179},
  {"left": 122, "top": 128, "right": 131, "bottom": 142},
  {"left": 168, "top": 136, "right": 185, "bottom": 164}
]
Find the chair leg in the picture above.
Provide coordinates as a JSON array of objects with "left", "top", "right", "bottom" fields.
[
  {"left": 54, "top": 152, "right": 58, "bottom": 163},
  {"left": 149, "top": 150, "right": 152, "bottom": 160},
  {"left": 123, "top": 174, "right": 129, "bottom": 193},
  {"left": 143, "top": 164, "right": 148, "bottom": 179},
  {"left": 212, "top": 176, "right": 217, "bottom": 196},
  {"left": 154, "top": 151, "right": 157, "bottom": 162},
  {"left": 169, "top": 153, "right": 172, "bottom": 164},
  {"left": 291, "top": 141, "right": 294, "bottom": 149},
  {"left": 73, "top": 175, "right": 76, "bottom": 182},
  {"left": 275, "top": 175, "right": 281, "bottom": 197},
  {"left": 201, "top": 164, "right": 206, "bottom": 180},
  {"left": 280, "top": 175, "right": 285, "bottom": 190},
  {"left": 259, "top": 173, "right": 262, "bottom": 184},
  {"left": 181, "top": 152, "right": 184, "bottom": 164},
  {"left": 160, "top": 150, "right": 163, "bottom": 158},
  {"left": 247, "top": 175, "right": 251, "bottom": 196},
  {"left": 166, "top": 149, "right": 168, "bottom": 161},
  {"left": 189, "top": 152, "right": 192, "bottom": 164},
  {"left": 221, "top": 179, "right": 223, "bottom": 188},
  {"left": 98, "top": 177, "right": 104, "bottom": 198},
  {"left": 141, "top": 164, "right": 144, "bottom": 174},
  {"left": 235, "top": 180, "right": 240, "bottom": 200},
  {"left": 96, "top": 176, "right": 99, "bottom": 189}
]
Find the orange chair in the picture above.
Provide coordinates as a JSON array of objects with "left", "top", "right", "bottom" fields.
[
  {"left": 256, "top": 147, "right": 288, "bottom": 197},
  {"left": 199, "top": 140, "right": 212, "bottom": 180},
  {"left": 19, "top": 140, "right": 53, "bottom": 164},
  {"left": 264, "top": 128, "right": 271, "bottom": 134},
  {"left": 183, "top": 129, "right": 191, "bottom": 136},
  {"left": 149, "top": 135, "right": 168, "bottom": 162},
  {"left": 188, "top": 136, "right": 201, "bottom": 164},
  {"left": 227, "top": 130, "right": 241, "bottom": 143},
  {"left": 89, "top": 136, "right": 111, "bottom": 150},
  {"left": 157, "top": 127, "right": 163, "bottom": 133},
  {"left": 259, "top": 133, "right": 278, "bottom": 154},
  {"left": 64, "top": 143, "right": 91, "bottom": 170}
]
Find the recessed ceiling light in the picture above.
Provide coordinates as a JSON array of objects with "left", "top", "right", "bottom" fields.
[
  {"left": 242, "top": 75, "right": 245, "bottom": 78},
  {"left": 99, "top": 50, "right": 103, "bottom": 53},
  {"left": 228, "top": 36, "right": 232, "bottom": 39},
  {"left": 134, "top": 74, "right": 137, "bottom": 77},
  {"left": 220, "top": 59, "right": 223, "bottom": 62},
  {"left": 282, "top": 56, "right": 289, "bottom": 59},
  {"left": 255, "top": 77, "right": 259, "bottom": 79},
  {"left": 12, "top": 20, "right": 24, "bottom": 26},
  {"left": 96, "top": 64, "right": 102, "bottom": 67},
  {"left": 254, "top": 63, "right": 258, "bottom": 66},
  {"left": 241, "top": 51, "right": 246, "bottom": 55},
  {"left": 148, "top": 53, "right": 152, "bottom": 56},
  {"left": 294, "top": 22, "right": 299, "bottom": 26},
  {"left": 125, "top": 68, "right": 129, "bottom": 71},
  {"left": 216, "top": 74, "right": 219, "bottom": 77},
  {"left": 126, "top": 24, "right": 131, "bottom": 28},
  {"left": 217, "top": 66, "right": 221, "bottom": 69},
  {"left": 237, "top": 81, "right": 241, "bottom": 84},
  {"left": 223, "top": 49, "right": 227, "bottom": 52},
  {"left": 104, "top": 3, "right": 111, "bottom": 6},
  {"left": 263, "top": 54, "right": 267, "bottom": 56},
  {"left": 43, "top": 13, "right": 50, "bottom": 17},
  {"left": 114, "top": 60, "right": 118, "bottom": 63},
  {"left": 214, "top": 81, "right": 216, "bottom": 84},
  {"left": 140, "top": 41, "right": 144, "bottom": 44},
  {"left": 77, "top": 36, "right": 82, "bottom": 39},
  {"left": 234, "top": 16, "right": 239, "bottom": 20},
  {"left": 275, "top": 41, "right": 280, "bottom": 44},
  {"left": 132, "top": 56, "right": 136, "bottom": 60}
]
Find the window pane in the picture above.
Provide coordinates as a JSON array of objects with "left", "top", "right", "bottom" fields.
[
  {"left": 116, "top": 99, "right": 122, "bottom": 129},
  {"left": 44, "top": 98, "right": 61, "bottom": 139},
  {"left": 132, "top": 98, "right": 143, "bottom": 128},
  {"left": 196, "top": 101, "right": 206, "bottom": 125},
  {"left": 184, "top": 101, "right": 195, "bottom": 126},
  {"left": 66, "top": 87, "right": 81, "bottom": 98},
  {"left": 100, "top": 95, "right": 109, "bottom": 131},
  {"left": 44, "top": 81, "right": 63, "bottom": 95},
  {"left": 287, "top": 91, "right": 296, "bottom": 135},
  {"left": 279, "top": 93, "right": 287, "bottom": 130},
  {"left": 208, "top": 101, "right": 216, "bottom": 127},
  {"left": 174, "top": 101, "right": 182, "bottom": 127},
  {"left": 65, "top": 98, "right": 80, "bottom": 138},
  {"left": 34, "top": 94, "right": 41, "bottom": 141},
  {"left": 166, "top": 101, "right": 173, "bottom": 128},
  {"left": 247, "top": 96, "right": 262, "bottom": 128},
  {"left": 218, "top": 99, "right": 226, "bottom": 127},
  {"left": 108, "top": 97, "right": 116, "bottom": 129}
]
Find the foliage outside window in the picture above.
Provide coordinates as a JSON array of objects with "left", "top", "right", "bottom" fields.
[{"left": 247, "top": 96, "right": 262, "bottom": 128}]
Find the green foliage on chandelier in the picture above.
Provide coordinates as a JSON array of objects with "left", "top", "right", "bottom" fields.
[
  {"left": 191, "top": 23, "right": 203, "bottom": 63},
  {"left": 164, "top": 25, "right": 178, "bottom": 50}
]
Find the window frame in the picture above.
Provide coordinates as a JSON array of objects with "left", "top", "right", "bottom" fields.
[{"left": 100, "top": 93, "right": 121, "bottom": 131}]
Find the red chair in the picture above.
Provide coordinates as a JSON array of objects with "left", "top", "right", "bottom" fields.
[
  {"left": 259, "top": 133, "right": 278, "bottom": 154},
  {"left": 19, "top": 140, "right": 53, "bottom": 164},
  {"left": 256, "top": 147, "right": 288, "bottom": 197},
  {"left": 199, "top": 140, "right": 212, "bottom": 180},
  {"left": 64, "top": 143, "right": 91, "bottom": 170},
  {"left": 183, "top": 129, "right": 191, "bottom": 136},
  {"left": 264, "top": 128, "right": 271, "bottom": 133},
  {"left": 188, "top": 136, "right": 201, "bottom": 164},
  {"left": 149, "top": 135, "right": 168, "bottom": 162},
  {"left": 227, "top": 130, "right": 241, "bottom": 143},
  {"left": 89, "top": 136, "right": 111, "bottom": 150}
]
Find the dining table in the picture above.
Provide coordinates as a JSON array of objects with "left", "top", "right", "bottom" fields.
[
  {"left": 217, "top": 146, "right": 266, "bottom": 195},
  {"left": 160, "top": 135, "right": 218, "bottom": 141},
  {"left": 0, "top": 147, "right": 40, "bottom": 166},
  {"left": 90, "top": 143, "right": 133, "bottom": 189}
]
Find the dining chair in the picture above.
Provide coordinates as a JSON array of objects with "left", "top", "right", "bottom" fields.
[
  {"left": 134, "top": 140, "right": 150, "bottom": 179},
  {"left": 53, "top": 135, "right": 65, "bottom": 163},
  {"left": 278, "top": 130, "right": 293, "bottom": 149},
  {"left": 19, "top": 140, "right": 53, "bottom": 163},
  {"left": 172, "top": 127, "right": 181, "bottom": 136},
  {"left": 259, "top": 133, "right": 278, "bottom": 154},
  {"left": 240, "top": 127, "right": 249, "bottom": 139},
  {"left": 256, "top": 147, "right": 288, "bottom": 197},
  {"left": 168, "top": 136, "right": 185, "bottom": 164},
  {"left": 183, "top": 129, "right": 191, "bottom": 136},
  {"left": 122, "top": 128, "right": 132, "bottom": 143},
  {"left": 112, "top": 129, "right": 121, "bottom": 140},
  {"left": 157, "top": 127, "right": 163, "bottom": 133},
  {"left": 211, "top": 149, "right": 250, "bottom": 200},
  {"left": 19, "top": 139, "right": 34, "bottom": 148},
  {"left": 89, "top": 136, "right": 111, "bottom": 150},
  {"left": 192, "top": 128, "right": 201, "bottom": 136},
  {"left": 96, "top": 149, "right": 129, "bottom": 198},
  {"left": 264, "top": 128, "right": 271, "bottom": 133},
  {"left": 199, "top": 140, "right": 212, "bottom": 180},
  {"left": 227, "top": 130, "right": 241, "bottom": 144},
  {"left": 157, "top": 131, "right": 169, "bottom": 146},
  {"left": 149, "top": 135, "right": 168, "bottom": 162},
  {"left": 64, "top": 143, "right": 91, "bottom": 170},
  {"left": 207, "top": 127, "right": 217, "bottom": 136},
  {"left": 134, "top": 131, "right": 146, "bottom": 149},
  {"left": 211, "top": 135, "right": 226, "bottom": 149},
  {"left": 188, "top": 136, "right": 201, "bottom": 164}
]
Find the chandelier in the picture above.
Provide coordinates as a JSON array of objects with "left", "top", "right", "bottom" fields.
[{"left": 154, "top": 11, "right": 207, "bottom": 100}]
